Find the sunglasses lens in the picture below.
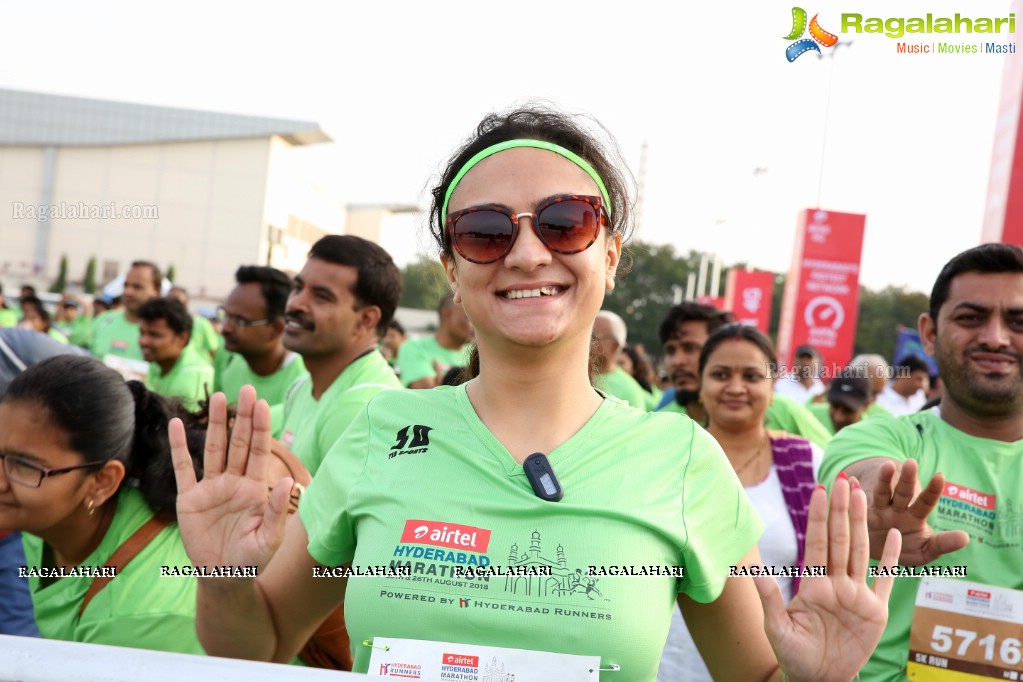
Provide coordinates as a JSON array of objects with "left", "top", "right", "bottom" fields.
[
  {"left": 536, "top": 200, "right": 599, "bottom": 254},
  {"left": 452, "top": 210, "right": 514, "bottom": 263}
]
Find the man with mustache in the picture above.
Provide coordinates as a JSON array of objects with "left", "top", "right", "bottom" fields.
[
  {"left": 656, "top": 302, "right": 832, "bottom": 447},
  {"left": 214, "top": 265, "right": 307, "bottom": 438},
  {"left": 821, "top": 243, "right": 1023, "bottom": 681},
  {"left": 278, "top": 236, "right": 403, "bottom": 475}
]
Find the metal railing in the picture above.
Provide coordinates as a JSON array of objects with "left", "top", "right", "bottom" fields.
[{"left": 0, "top": 635, "right": 363, "bottom": 682}]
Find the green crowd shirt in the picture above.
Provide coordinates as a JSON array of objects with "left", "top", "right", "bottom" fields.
[
  {"left": 0, "top": 308, "right": 18, "bottom": 327},
  {"left": 595, "top": 366, "right": 652, "bottom": 411},
  {"left": 280, "top": 350, "right": 402, "bottom": 475},
  {"left": 186, "top": 314, "right": 220, "bottom": 365},
  {"left": 819, "top": 410, "right": 1023, "bottom": 682},
  {"left": 21, "top": 487, "right": 203, "bottom": 654},
  {"left": 394, "top": 336, "right": 470, "bottom": 387},
  {"left": 214, "top": 351, "right": 307, "bottom": 439},
  {"left": 806, "top": 402, "right": 837, "bottom": 436},
  {"left": 145, "top": 345, "right": 214, "bottom": 410},
  {"left": 88, "top": 310, "right": 144, "bottom": 361},
  {"left": 299, "top": 385, "right": 764, "bottom": 681}
]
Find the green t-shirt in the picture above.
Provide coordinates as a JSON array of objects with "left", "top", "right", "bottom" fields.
[
  {"left": 595, "top": 366, "right": 651, "bottom": 411},
  {"left": 299, "top": 384, "right": 764, "bottom": 681},
  {"left": 215, "top": 351, "right": 307, "bottom": 439},
  {"left": 819, "top": 410, "right": 1023, "bottom": 682},
  {"left": 806, "top": 402, "right": 837, "bottom": 436},
  {"left": 88, "top": 310, "right": 143, "bottom": 361},
  {"left": 68, "top": 315, "right": 94, "bottom": 347},
  {"left": 185, "top": 314, "right": 219, "bottom": 365},
  {"left": 764, "top": 395, "right": 833, "bottom": 448},
  {"left": 866, "top": 401, "right": 893, "bottom": 418},
  {"left": 46, "top": 328, "right": 69, "bottom": 345},
  {"left": 281, "top": 350, "right": 402, "bottom": 475},
  {"left": 145, "top": 345, "right": 214, "bottom": 410},
  {"left": 21, "top": 487, "right": 202, "bottom": 654},
  {"left": 394, "top": 335, "right": 469, "bottom": 387},
  {"left": 0, "top": 308, "right": 18, "bottom": 327}
]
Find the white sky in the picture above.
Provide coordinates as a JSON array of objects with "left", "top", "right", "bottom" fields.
[{"left": 1, "top": 0, "right": 1018, "bottom": 293}]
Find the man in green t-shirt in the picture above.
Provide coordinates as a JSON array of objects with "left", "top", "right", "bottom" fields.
[
  {"left": 214, "top": 265, "right": 307, "bottom": 438},
  {"left": 169, "top": 285, "right": 220, "bottom": 365},
  {"left": 138, "top": 297, "right": 213, "bottom": 410},
  {"left": 88, "top": 260, "right": 162, "bottom": 380},
  {"left": 806, "top": 375, "right": 872, "bottom": 436},
  {"left": 395, "top": 294, "right": 472, "bottom": 388},
  {"left": 655, "top": 302, "right": 832, "bottom": 446},
  {"left": 820, "top": 243, "right": 1023, "bottom": 682},
  {"left": 593, "top": 309, "right": 650, "bottom": 409},
  {"left": 279, "top": 236, "right": 403, "bottom": 474}
]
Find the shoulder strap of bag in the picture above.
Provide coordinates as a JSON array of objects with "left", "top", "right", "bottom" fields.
[{"left": 79, "top": 513, "right": 173, "bottom": 618}]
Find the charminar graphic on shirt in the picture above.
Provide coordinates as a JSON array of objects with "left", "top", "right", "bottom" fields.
[{"left": 299, "top": 385, "right": 764, "bottom": 682}]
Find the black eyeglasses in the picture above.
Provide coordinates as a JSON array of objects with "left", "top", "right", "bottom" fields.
[
  {"left": 216, "top": 307, "right": 271, "bottom": 329},
  {"left": 0, "top": 452, "right": 105, "bottom": 488}
]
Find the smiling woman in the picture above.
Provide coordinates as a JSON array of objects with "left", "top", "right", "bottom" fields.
[
  {"left": 0, "top": 355, "right": 207, "bottom": 653},
  {"left": 168, "top": 105, "right": 903, "bottom": 682}
]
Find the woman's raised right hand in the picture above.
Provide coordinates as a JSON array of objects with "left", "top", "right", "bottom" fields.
[{"left": 168, "top": 386, "right": 293, "bottom": 577}]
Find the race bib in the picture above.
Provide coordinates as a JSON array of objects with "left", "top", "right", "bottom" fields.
[
  {"left": 908, "top": 577, "right": 1023, "bottom": 680},
  {"left": 367, "top": 636, "right": 603, "bottom": 681}
]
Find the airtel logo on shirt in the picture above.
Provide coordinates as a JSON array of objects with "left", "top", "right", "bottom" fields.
[
  {"left": 400, "top": 519, "right": 492, "bottom": 553},
  {"left": 943, "top": 483, "right": 996, "bottom": 511}
]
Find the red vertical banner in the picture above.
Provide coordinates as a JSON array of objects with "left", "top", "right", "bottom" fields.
[
  {"left": 777, "top": 209, "right": 866, "bottom": 374},
  {"left": 724, "top": 270, "right": 774, "bottom": 333},
  {"left": 981, "top": 0, "right": 1023, "bottom": 244}
]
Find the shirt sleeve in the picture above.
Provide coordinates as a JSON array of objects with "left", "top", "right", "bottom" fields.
[
  {"left": 299, "top": 405, "right": 372, "bottom": 567},
  {"left": 765, "top": 395, "right": 833, "bottom": 448},
  {"left": 818, "top": 414, "right": 916, "bottom": 489},
  {"left": 678, "top": 424, "right": 765, "bottom": 602}
]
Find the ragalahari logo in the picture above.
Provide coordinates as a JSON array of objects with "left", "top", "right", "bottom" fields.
[{"left": 784, "top": 7, "right": 839, "bottom": 61}]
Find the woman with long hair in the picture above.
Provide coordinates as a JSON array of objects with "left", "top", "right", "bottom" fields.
[{"left": 168, "top": 106, "right": 900, "bottom": 681}]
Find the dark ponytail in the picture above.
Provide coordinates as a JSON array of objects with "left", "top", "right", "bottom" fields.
[
  {"left": 124, "top": 381, "right": 205, "bottom": 512},
  {"left": 2, "top": 355, "right": 203, "bottom": 514}
]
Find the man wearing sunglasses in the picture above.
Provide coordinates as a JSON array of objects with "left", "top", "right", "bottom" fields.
[{"left": 214, "top": 266, "right": 307, "bottom": 439}]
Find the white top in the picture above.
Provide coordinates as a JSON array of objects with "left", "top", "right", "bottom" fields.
[
  {"left": 875, "top": 385, "right": 927, "bottom": 416},
  {"left": 656, "top": 444, "right": 823, "bottom": 682},
  {"left": 773, "top": 375, "right": 825, "bottom": 404}
]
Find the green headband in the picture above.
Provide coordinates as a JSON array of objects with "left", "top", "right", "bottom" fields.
[{"left": 441, "top": 139, "right": 613, "bottom": 221}]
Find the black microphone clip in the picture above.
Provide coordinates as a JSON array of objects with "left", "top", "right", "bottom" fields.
[{"left": 523, "top": 452, "right": 563, "bottom": 502}]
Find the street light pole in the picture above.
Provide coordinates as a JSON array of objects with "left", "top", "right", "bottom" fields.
[{"left": 816, "top": 41, "right": 853, "bottom": 208}]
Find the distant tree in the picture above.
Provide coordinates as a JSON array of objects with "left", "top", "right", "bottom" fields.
[
  {"left": 50, "top": 254, "right": 68, "bottom": 293},
  {"left": 399, "top": 257, "right": 448, "bottom": 310},
  {"left": 83, "top": 256, "right": 97, "bottom": 294},
  {"left": 604, "top": 242, "right": 706, "bottom": 356},
  {"left": 854, "top": 285, "right": 930, "bottom": 359},
  {"left": 166, "top": 264, "right": 176, "bottom": 284}
]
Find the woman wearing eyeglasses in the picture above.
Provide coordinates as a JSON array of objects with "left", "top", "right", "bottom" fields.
[
  {"left": 0, "top": 354, "right": 206, "bottom": 653},
  {"left": 659, "top": 324, "right": 824, "bottom": 681},
  {"left": 169, "top": 107, "right": 901, "bottom": 681}
]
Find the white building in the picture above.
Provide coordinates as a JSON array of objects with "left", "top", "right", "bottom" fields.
[{"left": 0, "top": 88, "right": 351, "bottom": 299}]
